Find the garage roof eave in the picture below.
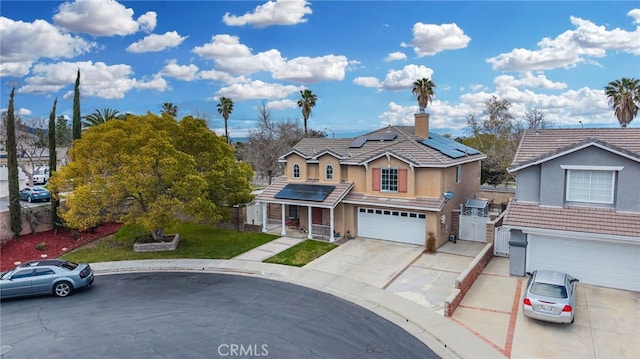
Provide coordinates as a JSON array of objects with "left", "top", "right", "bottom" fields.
[{"left": 510, "top": 225, "right": 640, "bottom": 244}]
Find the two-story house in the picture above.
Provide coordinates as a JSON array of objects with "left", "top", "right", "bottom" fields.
[
  {"left": 504, "top": 128, "right": 640, "bottom": 292},
  {"left": 255, "top": 114, "right": 486, "bottom": 248}
]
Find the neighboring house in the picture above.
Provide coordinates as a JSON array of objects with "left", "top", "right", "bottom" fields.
[
  {"left": 255, "top": 114, "right": 486, "bottom": 248},
  {"left": 504, "top": 128, "right": 640, "bottom": 292}
]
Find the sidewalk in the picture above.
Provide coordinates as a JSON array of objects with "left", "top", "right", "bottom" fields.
[
  {"left": 232, "top": 236, "right": 305, "bottom": 261},
  {"left": 91, "top": 258, "right": 505, "bottom": 359}
]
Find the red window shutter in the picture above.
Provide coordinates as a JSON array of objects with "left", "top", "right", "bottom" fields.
[
  {"left": 398, "top": 169, "right": 408, "bottom": 193},
  {"left": 372, "top": 168, "right": 381, "bottom": 191}
]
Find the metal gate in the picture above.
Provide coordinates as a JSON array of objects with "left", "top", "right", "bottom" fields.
[{"left": 494, "top": 226, "right": 510, "bottom": 257}]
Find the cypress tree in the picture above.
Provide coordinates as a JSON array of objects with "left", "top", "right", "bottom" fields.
[
  {"left": 72, "top": 69, "right": 81, "bottom": 140},
  {"left": 6, "top": 88, "right": 22, "bottom": 239},
  {"left": 49, "top": 98, "right": 60, "bottom": 229}
]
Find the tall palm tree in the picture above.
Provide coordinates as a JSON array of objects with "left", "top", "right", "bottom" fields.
[
  {"left": 82, "top": 108, "right": 125, "bottom": 128},
  {"left": 297, "top": 89, "right": 317, "bottom": 136},
  {"left": 604, "top": 77, "right": 640, "bottom": 128},
  {"left": 161, "top": 102, "right": 178, "bottom": 118},
  {"left": 411, "top": 78, "right": 436, "bottom": 113},
  {"left": 217, "top": 97, "right": 234, "bottom": 144}
]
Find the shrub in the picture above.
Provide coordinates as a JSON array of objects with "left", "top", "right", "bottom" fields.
[
  {"left": 426, "top": 232, "right": 436, "bottom": 253},
  {"left": 35, "top": 241, "right": 47, "bottom": 251}
]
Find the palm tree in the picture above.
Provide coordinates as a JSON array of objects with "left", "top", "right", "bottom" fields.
[
  {"left": 161, "top": 102, "right": 178, "bottom": 118},
  {"left": 82, "top": 108, "right": 125, "bottom": 128},
  {"left": 297, "top": 89, "right": 317, "bottom": 136},
  {"left": 217, "top": 97, "right": 234, "bottom": 144},
  {"left": 412, "top": 78, "right": 436, "bottom": 113},
  {"left": 604, "top": 77, "right": 640, "bottom": 128}
]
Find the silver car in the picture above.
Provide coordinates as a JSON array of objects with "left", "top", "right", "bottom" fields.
[
  {"left": 522, "top": 270, "right": 578, "bottom": 324},
  {"left": 0, "top": 259, "right": 94, "bottom": 299}
]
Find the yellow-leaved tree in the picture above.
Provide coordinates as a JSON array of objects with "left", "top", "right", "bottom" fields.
[{"left": 48, "top": 113, "right": 254, "bottom": 241}]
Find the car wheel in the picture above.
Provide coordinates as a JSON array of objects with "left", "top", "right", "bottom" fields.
[
  {"left": 27, "top": 196, "right": 32, "bottom": 203},
  {"left": 53, "top": 281, "right": 73, "bottom": 297}
]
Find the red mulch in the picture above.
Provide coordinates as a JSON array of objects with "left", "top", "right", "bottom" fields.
[{"left": 0, "top": 223, "right": 122, "bottom": 272}]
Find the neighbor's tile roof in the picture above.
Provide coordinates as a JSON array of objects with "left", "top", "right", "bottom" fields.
[
  {"left": 255, "top": 176, "right": 353, "bottom": 208},
  {"left": 510, "top": 128, "right": 640, "bottom": 170},
  {"left": 284, "top": 126, "right": 485, "bottom": 167},
  {"left": 504, "top": 201, "right": 640, "bottom": 239}
]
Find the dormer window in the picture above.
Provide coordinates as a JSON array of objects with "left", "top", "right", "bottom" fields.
[
  {"left": 562, "top": 165, "right": 622, "bottom": 205},
  {"left": 325, "top": 165, "right": 334, "bottom": 180},
  {"left": 293, "top": 164, "right": 301, "bottom": 179}
]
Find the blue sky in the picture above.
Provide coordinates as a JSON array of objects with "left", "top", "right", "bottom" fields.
[{"left": 1, "top": 0, "right": 639, "bottom": 139}]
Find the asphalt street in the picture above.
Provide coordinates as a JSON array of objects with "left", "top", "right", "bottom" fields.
[{"left": 0, "top": 272, "right": 438, "bottom": 358}]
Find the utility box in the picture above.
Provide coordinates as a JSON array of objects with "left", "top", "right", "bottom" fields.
[{"left": 509, "top": 236, "right": 528, "bottom": 276}]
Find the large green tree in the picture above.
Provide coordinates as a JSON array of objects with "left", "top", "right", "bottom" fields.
[
  {"left": 5, "top": 88, "right": 22, "bottom": 238},
  {"left": 411, "top": 78, "right": 436, "bottom": 113},
  {"left": 72, "top": 69, "right": 81, "bottom": 140},
  {"left": 48, "top": 113, "right": 253, "bottom": 240},
  {"left": 82, "top": 108, "right": 125, "bottom": 128},
  {"left": 161, "top": 102, "right": 178, "bottom": 118},
  {"left": 216, "top": 97, "right": 234, "bottom": 144},
  {"left": 56, "top": 115, "right": 72, "bottom": 146},
  {"left": 48, "top": 98, "right": 60, "bottom": 228},
  {"left": 297, "top": 89, "right": 317, "bottom": 136},
  {"left": 604, "top": 77, "right": 640, "bottom": 128},
  {"left": 464, "top": 96, "right": 520, "bottom": 186}
]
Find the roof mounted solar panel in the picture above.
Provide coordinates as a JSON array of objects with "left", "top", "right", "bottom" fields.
[
  {"left": 348, "top": 136, "right": 367, "bottom": 148},
  {"left": 421, "top": 132, "right": 481, "bottom": 158},
  {"left": 368, "top": 133, "right": 397, "bottom": 141},
  {"left": 275, "top": 184, "right": 335, "bottom": 202}
]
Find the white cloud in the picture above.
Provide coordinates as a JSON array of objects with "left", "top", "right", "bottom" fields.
[
  {"left": 215, "top": 80, "right": 304, "bottom": 101},
  {"left": 53, "top": 0, "right": 156, "bottom": 36},
  {"left": 18, "top": 61, "right": 168, "bottom": 99},
  {"left": 222, "top": 0, "right": 312, "bottom": 28},
  {"left": 160, "top": 60, "right": 199, "bottom": 81},
  {"left": 377, "top": 64, "right": 434, "bottom": 91},
  {"left": 266, "top": 99, "right": 297, "bottom": 110},
  {"left": 494, "top": 72, "right": 567, "bottom": 90},
  {"left": 353, "top": 77, "right": 380, "bottom": 88},
  {"left": 127, "top": 31, "right": 187, "bottom": 53},
  {"left": 401, "top": 22, "right": 471, "bottom": 57},
  {"left": 487, "top": 13, "right": 640, "bottom": 71},
  {"left": 0, "top": 17, "right": 95, "bottom": 77},
  {"left": 384, "top": 51, "right": 407, "bottom": 62},
  {"left": 17, "top": 108, "right": 31, "bottom": 117},
  {"left": 193, "top": 34, "right": 349, "bottom": 83}
]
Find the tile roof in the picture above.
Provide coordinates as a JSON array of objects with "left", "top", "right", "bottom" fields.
[
  {"left": 510, "top": 128, "right": 640, "bottom": 170},
  {"left": 255, "top": 176, "right": 353, "bottom": 208},
  {"left": 342, "top": 192, "right": 444, "bottom": 212},
  {"left": 503, "top": 201, "right": 640, "bottom": 239},
  {"left": 284, "top": 125, "right": 485, "bottom": 167}
]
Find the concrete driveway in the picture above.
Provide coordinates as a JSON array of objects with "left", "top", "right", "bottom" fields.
[
  {"left": 454, "top": 257, "right": 640, "bottom": 359},
  {"left": 304, "top": 237, "right": 424, "bottom": 288}
]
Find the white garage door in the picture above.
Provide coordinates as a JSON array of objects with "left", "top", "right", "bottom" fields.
[
  {"left": 357, "top": 207, "right": 426, "bottom": 245},
  {"left": 527, "top": 235, "right": 640, "bottom": 292}
]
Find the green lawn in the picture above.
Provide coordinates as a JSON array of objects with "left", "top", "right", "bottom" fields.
[
  {"left": 264, "top": 240, "right": 337, "bottom": 267},
  {"left": 61, "top": 222, "right": 279, "bottom": 263}
]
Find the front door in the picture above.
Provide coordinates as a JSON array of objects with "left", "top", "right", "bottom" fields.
[{"left": 312, "top": 208, "right": 323, "bottom": 225}]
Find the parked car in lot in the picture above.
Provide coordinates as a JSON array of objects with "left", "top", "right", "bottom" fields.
[
  {"left": 523, "top": 270, "right": 579, "bottom": 324},
  {"left": 19, "top": 186, "right": 51, "bottom": 203},
  {"left": 0, "top": 259, "right": 94, "bottom": 299}
]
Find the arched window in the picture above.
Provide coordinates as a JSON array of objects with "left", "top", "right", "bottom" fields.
[
  {"left": 293, "top": 164, "right": 300, "bottom": 178},
  {"left": 325, "top": 165, "right": 334, "bottom": 180}
]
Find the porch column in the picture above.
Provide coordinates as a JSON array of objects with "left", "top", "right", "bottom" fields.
[
  {"left": 307, "top": 205, "right": 313, "bottom": 239},
  {"left": 329, "top": 207, "right": 335, "bottom": 243},
  {"left": 261, "top": 202, "right": 267, "bottom": 232},
  {"left": 280, "top": 205, "right": 287, "bottom": 236}
]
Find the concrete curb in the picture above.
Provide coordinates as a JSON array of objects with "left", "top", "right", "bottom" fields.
[{"left": 92, "top": 259, "right": 505, "bottom": 359}]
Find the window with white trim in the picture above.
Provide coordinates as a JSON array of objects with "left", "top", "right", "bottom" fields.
[
  {"left": 381, "top": 168, "right": 398, "bottom": 192},
  {"left": 566, "top": 169, "right": 615, "bottom": 204},
  {"left": 325, "top": 165, "right": 334, "bottom": 180},
  {"left": 293, "top": 164, "right": 300, "bottom": 179}
]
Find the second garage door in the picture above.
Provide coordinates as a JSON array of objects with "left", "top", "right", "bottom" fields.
[
  {"left": 527, "top": 235, "right": 640, "bottom": 292},
  {"left": 357, "top": 207, "right": 426, "bottom": 245}
]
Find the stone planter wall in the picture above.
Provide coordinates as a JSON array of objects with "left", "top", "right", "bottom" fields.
[{"left": 133, "top": 234, "right": 180, "bottom": 252}]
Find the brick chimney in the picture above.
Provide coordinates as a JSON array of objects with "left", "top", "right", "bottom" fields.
[{"left": 414, "top": 113, "right": 429, "bottom": 138}]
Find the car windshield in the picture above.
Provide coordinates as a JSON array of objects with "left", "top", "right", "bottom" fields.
[{"left": 531, "top": 282, "right": 567, "bottom": 299}]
